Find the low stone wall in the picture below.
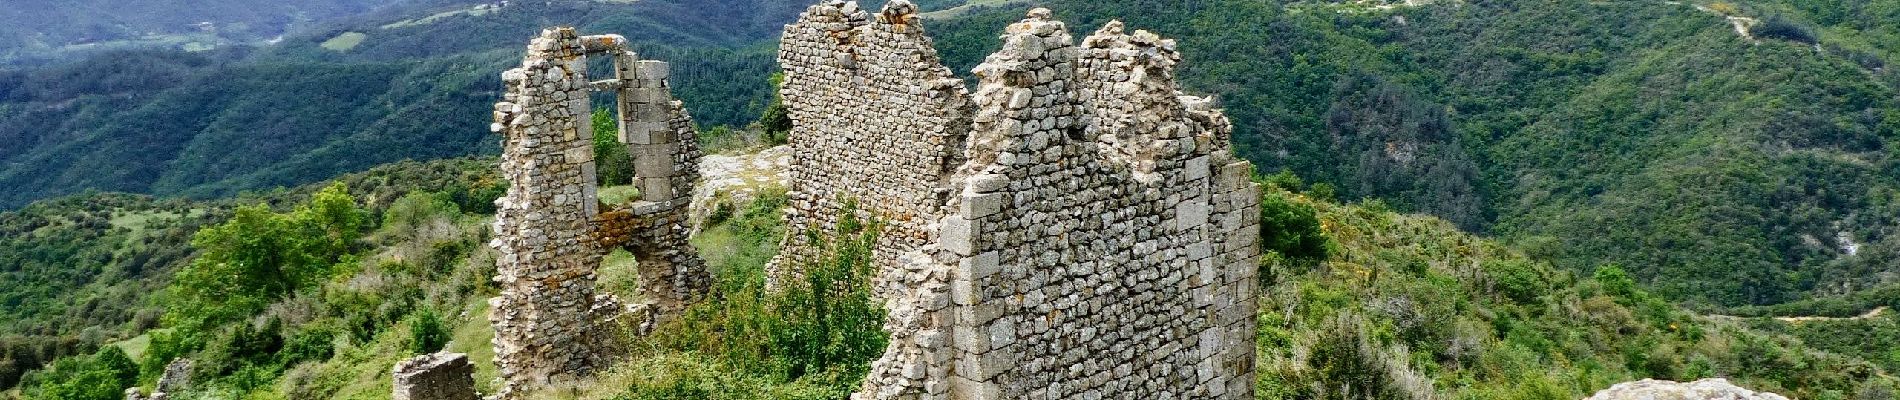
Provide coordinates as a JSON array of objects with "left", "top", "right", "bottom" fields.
[{"left": 392, "top": 353, "right": 480, "bottom": 400}]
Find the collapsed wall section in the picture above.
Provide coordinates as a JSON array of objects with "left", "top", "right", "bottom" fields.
[{"left": 774, "top": 0, "right": 970, "bottom": 284}]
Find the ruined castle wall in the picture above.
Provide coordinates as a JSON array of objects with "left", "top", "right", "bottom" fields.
[
  {"left": 929, "top": 15, "right": 1260, "bottom": 398},
  {"left": 487, "top": 28, "right": 709, "bottom": 398},
  {"left": 775, "top": 0, "right": 970, "bottom": 280},
  {"left": 774, "top": 4, "right": 1261, "bottom": 399},
  {"left": 488, "top": 29, "right": 612, "bottom": 396}
]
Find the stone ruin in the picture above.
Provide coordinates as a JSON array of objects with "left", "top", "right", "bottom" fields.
[
  {"left": 776, "top": 2, "right": 1262, "bottom": 399},
  {"left": 484, "top": 27, "right": 709, "bottom": 397},
  {"left": 445, "top": 1, "right": 1263, "bottom": 398},
  {"left": 393, "top": 353, "right": 481, "bottom": 400},
  {"left": 123, "top": 359, "right": 190, "bottom": 400}
]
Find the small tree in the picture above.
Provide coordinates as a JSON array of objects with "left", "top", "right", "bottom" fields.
[
  {"left": 408, "top": 308, "right": 451, "bottom": 355},
  {"left": 594, "top": 108, "right": 634, "bottom": 186},
  {"left": 166, "top": 183, "right": 366, "bottom": 332},
  {"left": 1260, "top": 191, "right": 1332, "bottom": 282},
  {"left": 757, "top": 73, "right": 793, "bottom": 146}
]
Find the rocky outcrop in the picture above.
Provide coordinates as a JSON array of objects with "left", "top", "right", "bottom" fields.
[
  {"left": 1587, "top": 379, "right": 1792, "bottom": 400},
  {"left": 123, "top": 358, "right": 191, "bottom": 400},
  {"left": 392, "top": 353, "right": 480, "bottom": 400},
  {"left": 690, "top": 145, "right": 792, "bottom": 229}
]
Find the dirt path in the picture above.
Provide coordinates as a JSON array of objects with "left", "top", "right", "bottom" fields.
[{"left": 1774, "top": 306, "right": 1889, "bottom": 323}]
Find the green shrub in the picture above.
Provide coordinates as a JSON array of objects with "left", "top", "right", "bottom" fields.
[
  {"left": 758, "top": 73, "right": 792, "bottom": 146},
  {"left": 408, "top": 309, "right": 451, "bottom": 355},
  {"left": 1483, "top": 260, "right": 1546, "bottom": 303},
  {"left": 1260, "top": 190, "right": 1332, "bottom": 280},
  {"left": 165, "top": 183, "right": 366, "bottom": 332},
  {"left": 595, "top": 108, "right": 634, "bottom": 187},
  {"left": 1753, "top": 15, "right": 1819, "bottom": 44},
  {"left": 381, "top": 191, "right": 459, "bottom": 237}
]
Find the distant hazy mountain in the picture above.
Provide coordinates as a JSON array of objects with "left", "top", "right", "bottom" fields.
[{"left": 0, "top": 0, "right": 427, "bottom": 66}]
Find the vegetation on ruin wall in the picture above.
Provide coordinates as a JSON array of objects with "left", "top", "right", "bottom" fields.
[{"left": 924, "top": 0, "right": 1900, "bottom": 309}]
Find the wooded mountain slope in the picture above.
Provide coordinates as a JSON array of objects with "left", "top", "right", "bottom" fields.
[{"left": 921, "top": 0, "right": 1900, "bottom": 307}]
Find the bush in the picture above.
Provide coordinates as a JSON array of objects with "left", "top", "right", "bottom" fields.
[
  {"left": 1483, "top": 260, "right": 1546, "bottom": 303},
  {"left": 408, "top": 309, "right": 451, "bottom": 355},
  {"left": 1752, "top": 15, "right": 1818, "bottom": 44},
  {"left": 1260, "top": 191, "right": 1332, "bottom": 279},
  {"left": 594, "top": 109, "right": 634, "bottom": 186},
  {"left": 165, "top": 183, "right": 366, "bottom": 332}
]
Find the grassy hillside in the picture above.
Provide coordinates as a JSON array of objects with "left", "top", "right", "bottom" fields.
[{"left": 1256, "top": 180, "right": 1897, "bottom": 399}]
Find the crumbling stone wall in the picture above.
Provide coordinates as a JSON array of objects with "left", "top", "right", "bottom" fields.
[
  {"left": 778, "top": 3, "right": 1260, "bottom": 399},
  {"left": 775, "top": 0, "right": 970, "bottom": 286},
  {"left": 392, "top": 353, "right": 480, "bottom": 400},
  {"left": 488, "top": 27, "right": 708, "bottom": 398}
]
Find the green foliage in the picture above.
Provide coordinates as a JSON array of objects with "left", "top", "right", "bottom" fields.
[
  {"left": 25, "top": 346, "right": 141, "bottom": 400},
  {"left": 757, "top": 73, "right": 793, "bottom": 146},
  {"left": 165, "top": 182, "right": 366, "bottom": 333},
  {"left": 1259, "top": 189, "right": 1331, "bottom": 280},
  {"left": 408, "top": 308, "right": 451, "bottom": 356},
  {"left": 1753, "top": 15, "right": 1819, "bottom": 44},
  {"left": 1483, "top": 260, "right": 1545, "bottom": 304},
  {"left": 0, "top": 194, "right": 208, "bottom": 388},
  {"left": 1594, "top": 265, "right": 1642, "bottom": 303},
  {"left": 619, "top": 191, "right": 883, "bottom": 398},
  {"left": 381, "top": 191, "right": 461, "bottom": 237},
  {"left": 595, "top": 108, "right": 635, "bottom": 187},
  {"left": 1255, "top": 189, "right": 1899, "bottom": 399}
]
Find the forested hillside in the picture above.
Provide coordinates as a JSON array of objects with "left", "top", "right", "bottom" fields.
[
  {"left": 0, "top": 0, "right": 799, "bottom": 210},
  {"left": 918, "top": 0, "right": 1900, "bottom": 307}
]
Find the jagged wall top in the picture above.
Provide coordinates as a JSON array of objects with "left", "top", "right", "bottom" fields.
[
  {"left": 776, "top": 3, "right": 1260, "bottom": 399},
  {"left": 775, "top": 0, "right": 970, "bottom": 281}
]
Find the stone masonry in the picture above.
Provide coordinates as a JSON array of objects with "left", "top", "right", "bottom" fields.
[
  {"left": 393, "top": 353, "right": 481, "bottom": 400},
  {"left": 486, "top": 27, "right": 708, "bottom": 398},
  {"left": 773, "top": 0, "right": 970, "bottom": 285},
  {"left": 470, "top": 2, "right": 1260, "bottom": 397},
  {"left": 777, "top": 2, "right": 1261, "bottom": 399}
]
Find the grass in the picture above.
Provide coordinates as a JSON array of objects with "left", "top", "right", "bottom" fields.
[
  {"left": 111, "top": 331, "right": 157, "bottom": 361},
  {"left": 446, "top": 297, "right": 500, "bottom": 395},
  {"left": 380, "top": 5, "right": 501, "bottom": 30},
  {"left": 319, "top": 32, "right": 367, "bottom": 52},
  {"left": 599, "top": 185, "right": 642, "bottom": 205},
  {"left": 598, "top": 249, "right": 644, "bottom": 302}
]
